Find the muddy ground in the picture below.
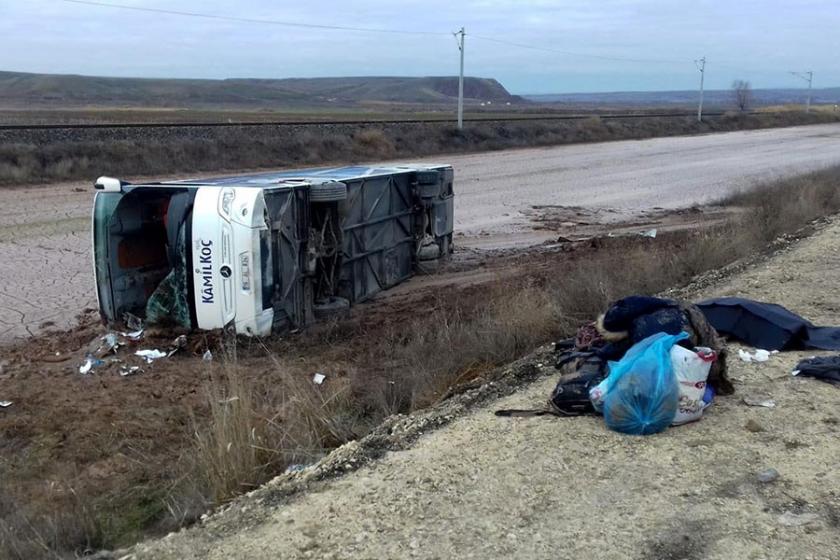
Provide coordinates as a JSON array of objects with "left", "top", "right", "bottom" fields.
[
  {"left": 2, "top": 122, "right": 840, "bottom": 342},
  {"left": 125, "top": 217, "right": 840, "bottom": 560}
]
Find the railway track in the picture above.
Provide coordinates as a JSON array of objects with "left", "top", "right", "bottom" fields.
[{"left": 0, "top": 111, "right": 730, "bottom": 130}]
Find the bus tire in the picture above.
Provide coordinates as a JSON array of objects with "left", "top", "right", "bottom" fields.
[{"left": 310, "top": 182, "right": 347, "bottom": 203}]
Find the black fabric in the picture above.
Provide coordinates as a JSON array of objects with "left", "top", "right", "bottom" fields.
[
  {"left": 631, "top": 307, "right": 688, "bottom": 342},
  {"left": 598, "top": 296, "right": 732, "bottom": 395},
  {"left": 602, "top": 296, "right": 677, "bottom": 333},
  {"left": 548, "top": 358, "right": 606, "bottom": 415},
  {"left": 497, "top": 357, "right": 606, "bottom": 418},
  {"left": 794, "top": 356, "right": 840, "bottom": 385},
  {"left": 595, "top": 339, "right": 633, "bottom": 362},
  {"left": 698, "top": 297, "right": 840, "bottom": 351},
  {"left": 601, "top": 296, "right": 688, "bottom": 345}
]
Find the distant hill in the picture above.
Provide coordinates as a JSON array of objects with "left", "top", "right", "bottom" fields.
[
  {"left": 526, "top": 88, "right": 840, "bottom": 109},
  {"left": 0, "top": 70, "right": 520, "bottom": 108}
]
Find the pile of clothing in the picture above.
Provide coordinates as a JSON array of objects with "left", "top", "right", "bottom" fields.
[
  {"left": 498, "top": 294, "right": 840, "bottom": 435},
  {"left": 498, "top": 295, "right": 734, "bottom": 435}
]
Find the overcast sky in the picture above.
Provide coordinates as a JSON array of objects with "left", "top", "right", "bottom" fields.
[{"left": 1, "top": 0, "right": 837, "bottom": 94}]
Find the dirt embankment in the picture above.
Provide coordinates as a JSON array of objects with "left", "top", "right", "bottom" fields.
[
  {"left": 2, "top": 109, "right": 838, "bottom": 185},
  {"left": 127, "top": 218, "right": 840, "bottom": 560}
]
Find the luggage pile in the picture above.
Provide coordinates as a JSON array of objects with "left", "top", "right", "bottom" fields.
[{"left": 497, "top": 296, "right": 734, "bottom": 435}]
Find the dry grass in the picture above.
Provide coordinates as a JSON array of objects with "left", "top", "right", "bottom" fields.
[
  {"left": 2, "top": 111, "right": 838, "bottom": 185},
  {"left": 0, "top": 484, "right": 105, "bottom": 559}
]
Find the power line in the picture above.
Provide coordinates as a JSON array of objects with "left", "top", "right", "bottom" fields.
[
  {"left": 57, "top": 0, "right": 450, "bottom": 36},
  {"left": 469, "top": 34, "right": 687, "bottom": 65}
]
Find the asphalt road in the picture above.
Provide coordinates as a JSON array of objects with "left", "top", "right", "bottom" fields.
[
  {"left": 2, "top": 122, "right": 840, "bottom": 342},
  {"left": 451, "top": 122, "right": 840, "bottom": 245}
]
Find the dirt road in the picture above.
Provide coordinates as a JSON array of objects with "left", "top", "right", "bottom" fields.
[
  {"left": 130, "top": 217, "right": 840, "bottom": 560},
  {"left": 2, "top": 122, "right": 840, "bottom": 342}
]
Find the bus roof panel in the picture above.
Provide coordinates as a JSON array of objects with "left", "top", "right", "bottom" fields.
[{"left": 153, "top": 164, "right": 449, "bottom": 188}]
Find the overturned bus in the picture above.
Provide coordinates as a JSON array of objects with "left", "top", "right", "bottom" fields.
[{"left": 92, "top": 164, "right": 454, "bottom": 336}]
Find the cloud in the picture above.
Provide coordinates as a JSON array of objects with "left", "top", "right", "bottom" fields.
[{"left": 1, "top": 0, "right": 838, "bottom": 93}]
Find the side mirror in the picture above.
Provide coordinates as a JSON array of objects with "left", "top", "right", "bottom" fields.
[{"left": 94, "top": 176, "right": 127, "bottom": 192}]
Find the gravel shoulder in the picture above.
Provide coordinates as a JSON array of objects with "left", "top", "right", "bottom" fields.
[{"left": 128, "top": 220, "right": 840, "bottom": 559}]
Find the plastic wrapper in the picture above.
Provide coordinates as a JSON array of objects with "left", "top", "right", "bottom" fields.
[
  {"left": 671, "top": 345, "right": 716, "bottom": 425},
  {"left": 593, "top": 331, "right": 687, "bottom": 435}
]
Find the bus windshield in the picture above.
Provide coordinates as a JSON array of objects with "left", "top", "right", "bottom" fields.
[{"left": 93, "top": 188, "right": 195, "bottom": 328}]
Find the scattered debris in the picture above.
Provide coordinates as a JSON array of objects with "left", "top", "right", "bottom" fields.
[
  {"left": 640, "top": 228, "right": 657, "bottom": 238},
  {"left": 135, "top": 349, "right": 168, "bottom": 364},
  {"left": 79, "top": 356, "right": 104, "bottom": 375},
  {"left": 124, "top": 312, "right": 144, "bottom": 332},
  {"left": 0, "top": 401, "right": 12, "bottom": 408},
  {"left": 202, "top": 350, "right": 213, "bottom": 362},
  {"left": 284, "top": 464, "right": 308, "bottom": 474},
  {"left": 119, "top": 366, "right": 143, "bottom": 377},
  {"left": 743, "top": 395, "right": 777, "bottom": 408},
  {"left": 777, "top": 511, "right": 820, "bottom": 527},
  {"left": 792, "top": 355, "right": 840, "bottom": 385},
  {"left": 313, "top": 372, "right": 327, "bottom": 385},
  {"left": 167, "top": 334, "right": 188, "bottom": 357},
  {"left": 738, "top": 348, "right": 771, "bottom": 363},
  {"left": 124, "top": 329, "right": 144, "bottom": 341},
  {"left": 102, "top": 332, "right": 120, "bottom": 354},
  {"left": 757, "top": 468, "right": 780, "bottom": 483}
]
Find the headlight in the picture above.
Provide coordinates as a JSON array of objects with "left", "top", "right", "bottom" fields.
[{"left": 239, "top": 252, "right": 251, "bottom": 292}]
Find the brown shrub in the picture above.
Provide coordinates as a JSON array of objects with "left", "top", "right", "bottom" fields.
[
  {"left": 2, "top": 111, "right": 838, "bottom": 185},
  {"left": 351, "top": 128, "right": 396, "bottom": 158}
]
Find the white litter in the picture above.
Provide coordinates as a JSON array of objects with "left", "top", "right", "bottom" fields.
[
  {"left": 0, "top": 401, "right": 12, "bottom": 408},
  {"left": 738, "top": 348, "right": 771, "bottom": 363},
  {"left": 312, "top": 373, "right": 326, "bottom": 385},
  {"left": 202, "top": 350, "right": 213, "bottom": 362},
  {"left": 640, "top": 228, "right": 657, "bottom": 238},
  {"left": 79, "top": 358, "right": 95, "bottom": 374},
  {"left": 135, "top": 349, "right": 167, "bottom": 363},
  {"left": 743, "top": 395, "right": 776, "bottom": 408},
  {"left": 753, "top": 349, "right": 770, "bottom": 362},
  {"left": 120, "top": 366, "right": 143, "bottom": 377},
  {"left": 124, "top": 330, "right": 144, "bottom": 340}
]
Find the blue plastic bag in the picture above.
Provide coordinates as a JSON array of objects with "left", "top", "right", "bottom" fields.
[{"left": 596, "top": 332, "right": 688, "bottom": 435}]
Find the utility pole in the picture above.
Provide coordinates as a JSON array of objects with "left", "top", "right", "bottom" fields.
[
  {"left": 455, "top": 27, "right": 465, "bottom": 129},
  {"left": 790, "top": 70, "right": 814, "bottom": 112},
  {"left": 695, "top": 56, "right": 706, "bottom": 122}
]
